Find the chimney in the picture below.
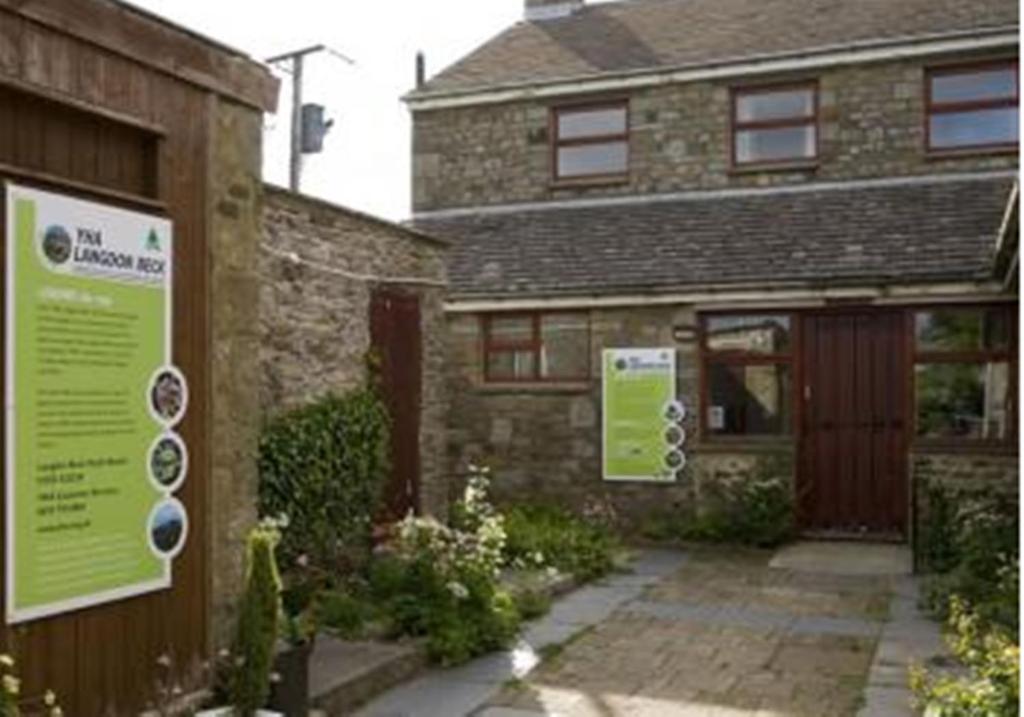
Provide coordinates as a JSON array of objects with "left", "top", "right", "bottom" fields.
[
  {"left": 415, "top": 51, "right": 426, "bottom": 89},
  {"left": 525, "top": 0, "right": 583, "bottom": 21}
]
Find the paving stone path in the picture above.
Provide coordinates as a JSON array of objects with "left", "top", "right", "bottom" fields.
[{"left": 356, "top": 545, "right": 944, "bottom": 717}]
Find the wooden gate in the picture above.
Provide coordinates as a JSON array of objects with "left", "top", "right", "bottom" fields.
[
  {"left": 798, "top": 310, "right": 909, "bottom": 539},
  {"left": 0, "top": 2, "right": 276, "bottom": 713},
  {"left": 370, "top": 288, "right": 422, "bottom": 521}
]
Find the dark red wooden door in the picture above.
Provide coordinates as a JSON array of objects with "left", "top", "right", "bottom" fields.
[
  {"left": 798, "top": 311, "right": 908, "bottom": 539},
  {"left": 370, "top": 288, "right": 422, "bottom": 521}
]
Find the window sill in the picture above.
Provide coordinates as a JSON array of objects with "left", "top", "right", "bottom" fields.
[
  {"left": 549, "top": 175, "right": 630, "bottom": 190},
  {"left": 911, "top": 441, "right": 1017, "bottom": 456},
  {"left": 693, "top": 437, "right": 796, "bottom": 453},
  {"left": 925, "top": 145, "right": 1018, "bottom": 161},
  {"left": 728, "top": 160, "right": 819, "bottom": 175},
  {"left": 475, "top": 381, "right": 592, "bottom": 395}
]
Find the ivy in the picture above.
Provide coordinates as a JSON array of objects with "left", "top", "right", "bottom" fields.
[{"left": 258, "top": 388, "right": 390, "bottom": 577}]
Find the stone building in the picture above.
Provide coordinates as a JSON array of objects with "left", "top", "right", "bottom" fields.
[
  {"left": 409, "top": 0, "right": 1020, "bottom": 541},
  {"left": 261, "top": 186, "right": 450, "bottom": 518}
]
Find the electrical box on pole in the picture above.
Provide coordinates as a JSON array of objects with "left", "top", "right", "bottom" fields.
[{"left": 300, "top": 103, "right": 334, "bottom": 153}]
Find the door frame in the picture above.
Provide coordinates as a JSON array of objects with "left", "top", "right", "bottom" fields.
[{"left": 795, "top": 306, "right": 911, "bottom": 540}]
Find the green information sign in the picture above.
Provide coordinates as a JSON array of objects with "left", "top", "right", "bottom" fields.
[
  {"left": 602, "top": 348, "right": 683, "bottom": 482},
  {"left": 5, "top": 183, "right": 188, "bottom": 624}
]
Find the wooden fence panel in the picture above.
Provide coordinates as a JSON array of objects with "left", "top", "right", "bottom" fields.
[{"left": 0, "top": 10, "right": 211, "bottom": 714}]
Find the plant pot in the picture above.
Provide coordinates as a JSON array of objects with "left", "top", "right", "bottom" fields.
[{"left": 267, "top": 639, "right": 315, "bottom": 716}]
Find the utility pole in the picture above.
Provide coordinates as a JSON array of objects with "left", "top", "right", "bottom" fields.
[{"left": 266, "top": 44, "right": 326, "bottom": 192}]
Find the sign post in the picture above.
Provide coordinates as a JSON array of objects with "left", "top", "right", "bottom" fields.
[
  {"left": 5, "top": 184, "right": 187, "bottom": 623},
  {"left": 602, "top": 348, "right": 684, "bottom": 483}
]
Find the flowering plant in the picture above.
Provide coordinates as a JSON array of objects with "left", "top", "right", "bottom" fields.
[
  {"left": 379, "top": 465, "right": 519, "bottom": 664},
  {"left": 395, "top": 465, "right": 507, "bottom": 585},
  {"left": 0, "top": 654, "right": 61, "bottom": 717}
]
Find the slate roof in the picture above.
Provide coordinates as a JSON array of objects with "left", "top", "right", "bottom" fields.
[
  {"left": 414, "top": 0, "right": 1017, "bottom": 97},
  {"left": 413, "top": 174, "right": 1017, "bottom": 300}
]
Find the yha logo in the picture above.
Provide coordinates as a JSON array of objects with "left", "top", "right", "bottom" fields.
[
  {"left": 145, "top": 228, "right": 161, "bottom": 252},
  {"left": 41, "top": 225, "right": 72, "bottom": 265}
]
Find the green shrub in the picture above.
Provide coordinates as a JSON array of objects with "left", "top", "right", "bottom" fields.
[
  {"left": 316, "top": 590, "right": 376, "bottom": 639},
  {"left": 919, "top": 482, "right": 1018, "bottom": 632},
  {"left": 640, "top": 457, "right": 793, "bottom": 548},
  {"left": 512, "top": 589, "right": 552, "bottom": 621},
  {"left": 656, "top": 475, "right": 793, "bottom": 548},
  {"left": 231, "top": 522, "right": 282, "bottom": 716},
  {"left": 504, "top": 504, "right": 618, "bottom": 581},
  {"left": 914, "top": 481, "right": 1019, "bottom": 714},
  {"left": 258, "top": 388, "right": 390, "bottom": 576},
  {"left": 912, "top": 598, "right": 1020, "bottom": 717}
]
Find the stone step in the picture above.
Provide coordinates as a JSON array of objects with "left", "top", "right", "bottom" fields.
[{"left": 309, "top": 635, "right": 427, "bottom": 716}]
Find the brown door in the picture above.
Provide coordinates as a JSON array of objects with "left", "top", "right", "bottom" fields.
[
  {"left": 798, "top": 310, "right": 908, "bottom": 539},
  {"left": 370, "top": 288, "right": 422, "bottom": 521}
]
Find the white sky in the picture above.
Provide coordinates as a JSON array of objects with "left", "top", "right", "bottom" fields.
[{"left": 126, "top": 1, "right": 528, "bottom": 220}]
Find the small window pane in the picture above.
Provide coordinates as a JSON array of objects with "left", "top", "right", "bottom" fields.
[
  {"left": 930, "top": 107, "right": 1018, "bottom": 148},
  {"left": 557, "top": 141, "right": 628, "bottom": 177},
  {"left": 931, "top": 68, "right": 1017, "bottom": 104},
  {"left": 708, "top": 363, "right": 792, "bottom": 435},
  {"left": 915, "top": 308, "right": 1010, "bottom": 353},
  {"left": 735, "top": 126, "right": 816, "bottom": 163},
  {"left": 489, "top": 316, "right": 533, "bottom": 345},
  {"left": 540, "top": 313, "right": 589, "bottom": 379},
  {"left": 916, "top": 362, "right": 1010, "bottom": 440},
  {"left": 736, "top": 88, "right": 814, "bottom": 122},
  {"left": 557, "top": 106, "right": 627, "bottom": 140},
  {"left": 706, "top": 315, "right": 792, "bottom": 354},
  {"left": 487, "top": 349, "right": 536, "bottom": 380}
]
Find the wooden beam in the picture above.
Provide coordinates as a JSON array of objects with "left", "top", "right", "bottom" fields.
[{"left": 0, "top": 0, "right": 280, "bottom": 111}]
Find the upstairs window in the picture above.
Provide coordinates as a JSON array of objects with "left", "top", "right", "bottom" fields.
[
  {"left": 732, "top": 83, "right": 818, "bottom": 166},
  {"left": 552, "top": 102, "right": 629, "bottom": 181},
  {"left": 926, "top": 61, "right": 1019, "bottom": 152},
  {"left": 483, "top": 312, "right": 590, "bottom": 382}
]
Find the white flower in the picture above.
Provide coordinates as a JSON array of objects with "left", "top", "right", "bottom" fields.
[{"left": 446, "top": 581, "right": 469, "bottom": 600}]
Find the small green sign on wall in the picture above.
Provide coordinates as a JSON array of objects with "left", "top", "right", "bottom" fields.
[
  {"left": 602, "top": 348, "right": 683, "bottom": 483},
  {"left": 5, "top": 183, "right": 187, "bottom": 623}
]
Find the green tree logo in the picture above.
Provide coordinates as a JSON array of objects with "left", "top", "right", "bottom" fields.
[{"left": 145, "top": 228, "right": 161, "bottom": 252}]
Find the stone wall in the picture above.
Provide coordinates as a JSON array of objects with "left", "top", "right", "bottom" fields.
[
  {"left": 413, "top": 51, "right": 1017, "bottom": 212},
  {"left": 208, "top": 96, "right": 265, "bottom": 646},
  {"left": 446, "top": 306, "right": 796, "bottom": 524},
  {"left": 260, "top": 188, "right": 450, "bottom": 516}
]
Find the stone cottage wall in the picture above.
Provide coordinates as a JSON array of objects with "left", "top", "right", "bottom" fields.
[
  {"left": 446, "top": 306, "right": 796, "bottom": 525},
  {"left": 413, "top": 51, "right": 1017, "bottom": 212},
  {"left": 260, "top": 188, "right": 450, "bottom": 516}
]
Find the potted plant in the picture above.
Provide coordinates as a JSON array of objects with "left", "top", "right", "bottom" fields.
[
  {"left": 267, "top": 607, "right": 316, "bottom": 716},
  {"left": 198, "top": 520, "right": 284, "bottom": 717}
]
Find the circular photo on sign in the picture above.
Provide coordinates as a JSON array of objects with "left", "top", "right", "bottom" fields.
[
  {"left": 147, "top": 366, "right": 188, "bottom": 427},
  {"left": 147, "top": 498, "right": 188, "bottom": 560},
  {"left": 663, "top": 400, "right": 687, "bottom": 424},
  {"left": 664, "top": 424, "right": 686, "bottom": 447},
  {"left": 41, "top": 225, "right": 72, "bottom": 265},
  {"left": 663, "top": 448, "right": 686, "bottom": 473},
  {"left": 148, "top": 432, "right": 188, "bottom": 493}
]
